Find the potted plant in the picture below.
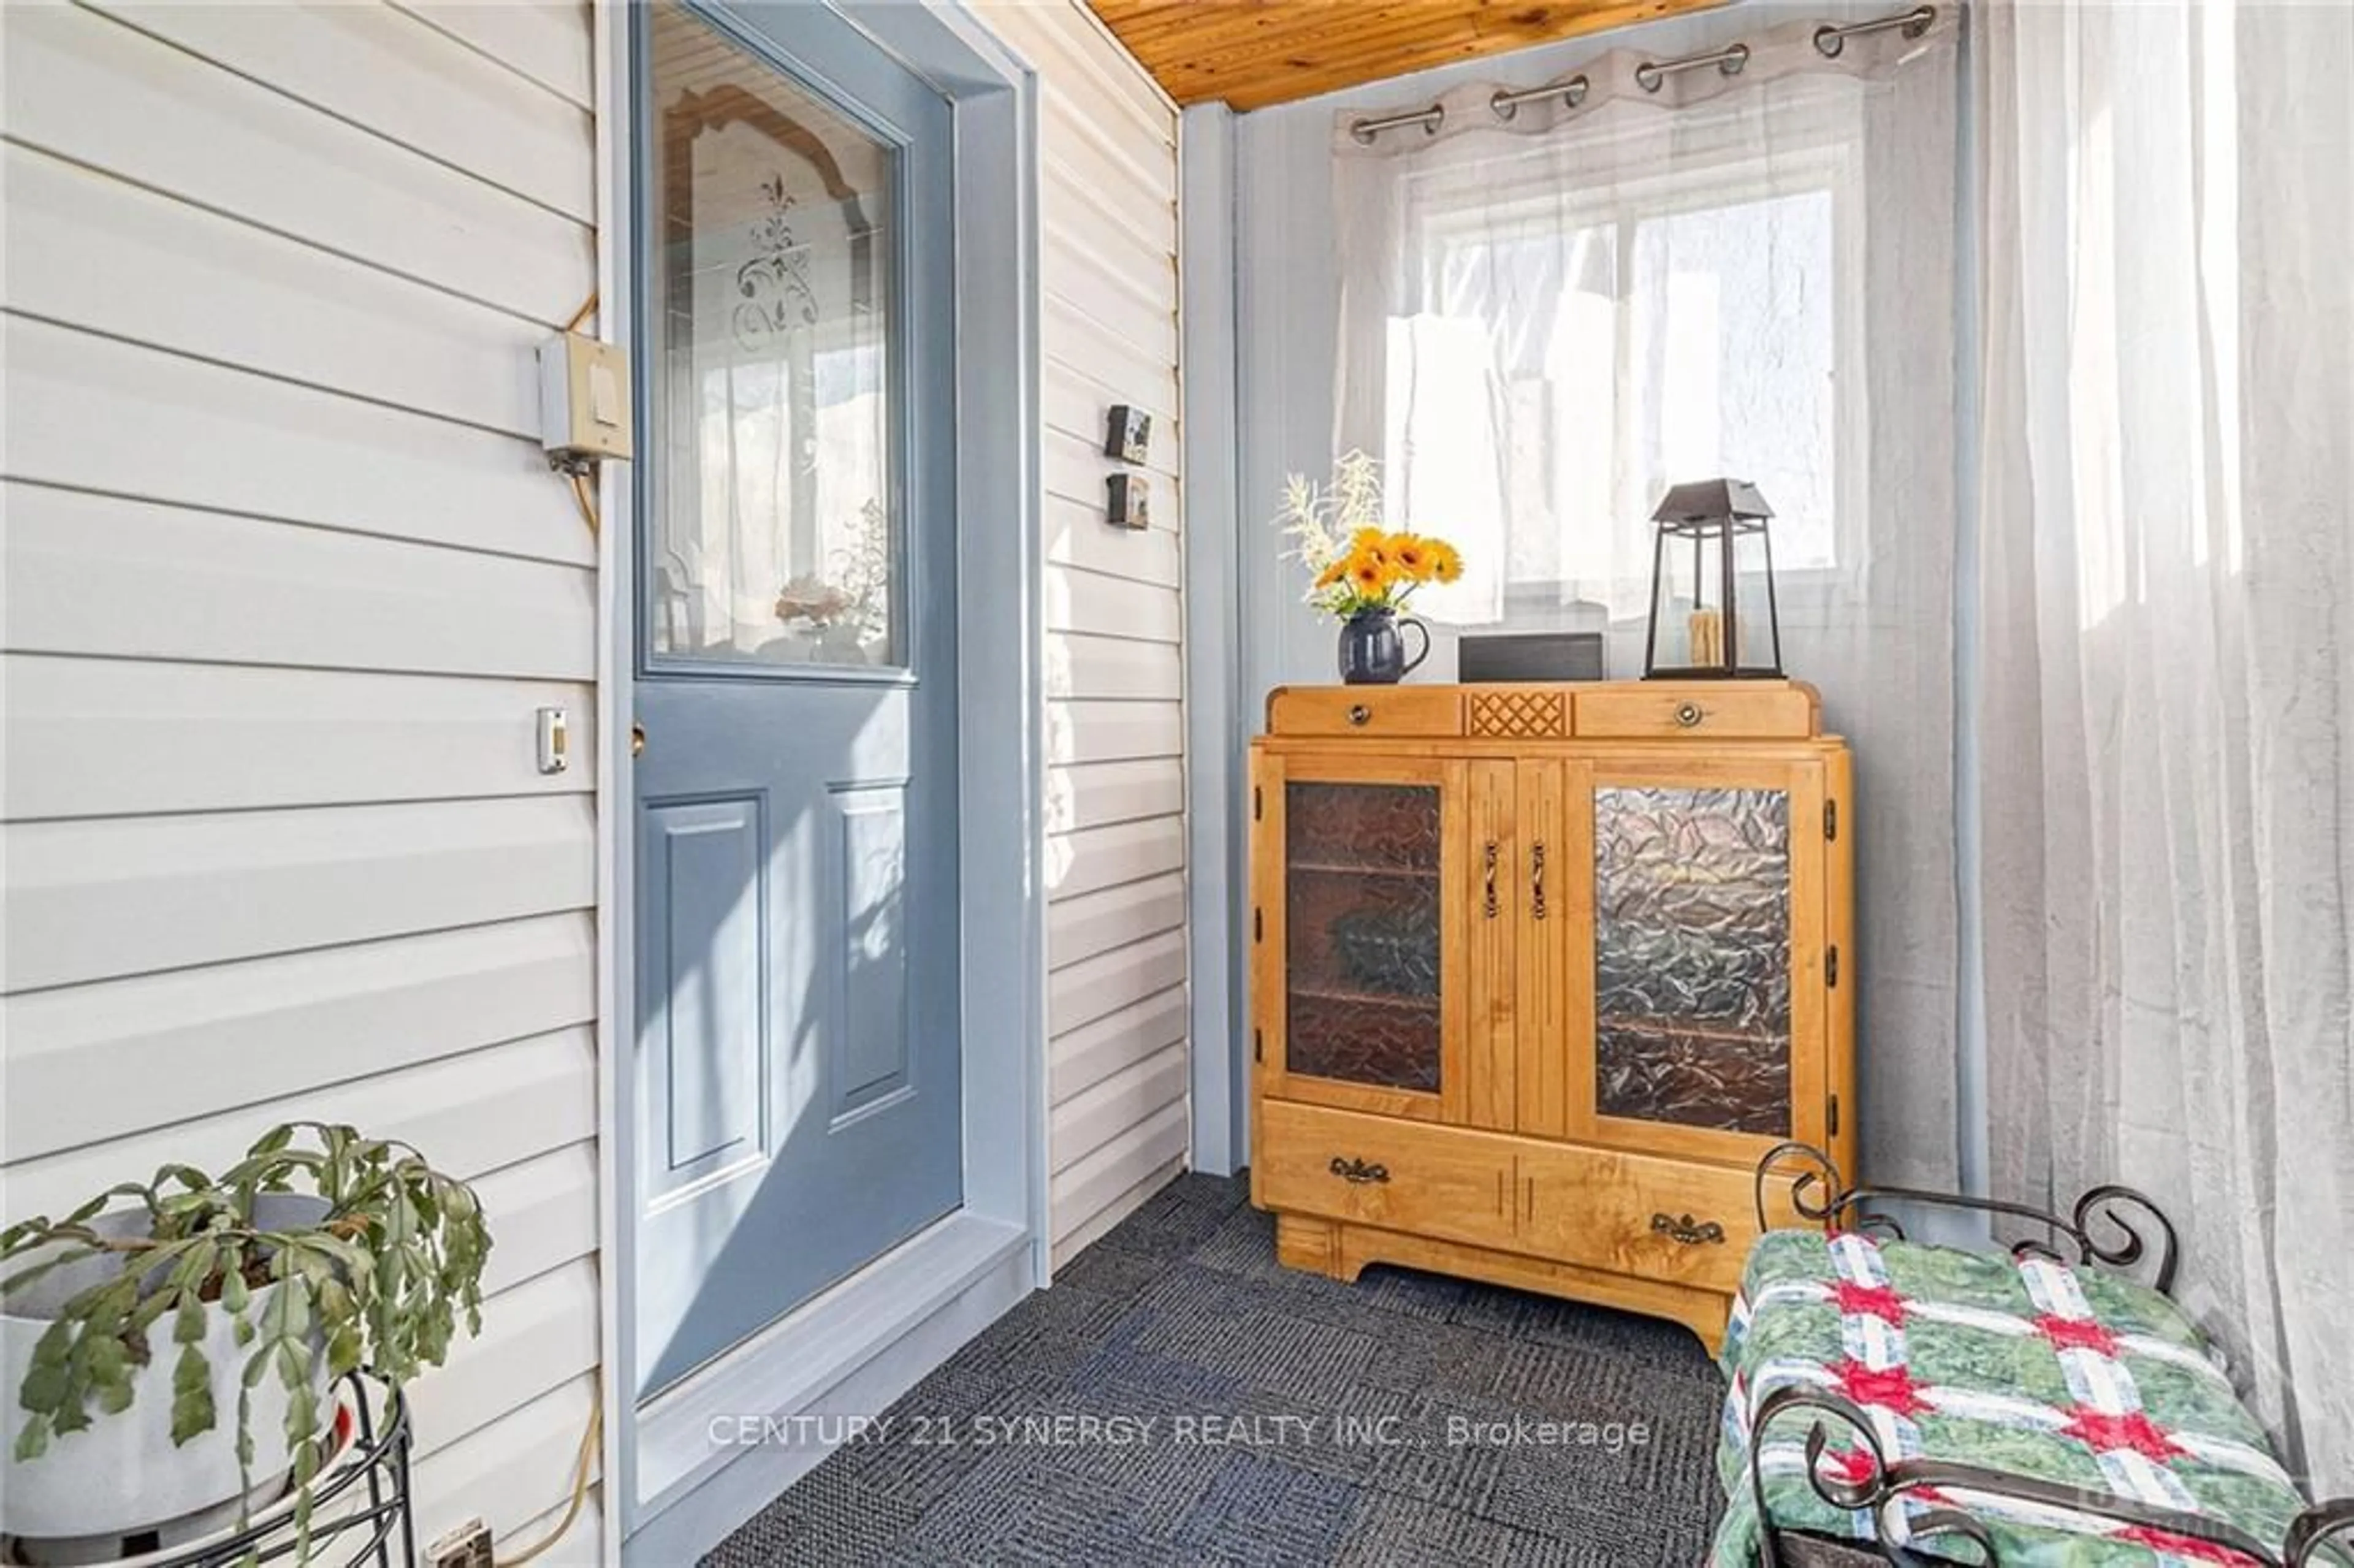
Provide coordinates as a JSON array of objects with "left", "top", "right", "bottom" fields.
[
  {"left": 773, "top": 499, "right": 894, "bottom": 666},
  {"left": 1, "top": 1123, "right": 492, "bottom": 1557},
  {"left": 1273, "top": 451, "right": 1463, "bottom": 684}
]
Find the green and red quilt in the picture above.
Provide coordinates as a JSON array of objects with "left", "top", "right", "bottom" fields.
[{"left": 1710, "top": 1228, "right": 2337, "bottom": 1567}]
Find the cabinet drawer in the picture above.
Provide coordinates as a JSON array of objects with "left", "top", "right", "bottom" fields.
[
  {"left": 1257, "top": 1100, "right": 1512, "bottom": 1249},
  {"left": 1268, "top": 686, "right": 1463, "bottom": 738},
  {"left": 1518, "top": 1144, "right": 1781, "bottom": 1296},
  {"left": 1573, "top": 684, "right": 1816, "bottom": 740}
]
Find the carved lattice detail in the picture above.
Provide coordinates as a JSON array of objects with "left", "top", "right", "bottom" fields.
[{"left": 1468, "top": 690, "right": 1569, "bottom": 739}]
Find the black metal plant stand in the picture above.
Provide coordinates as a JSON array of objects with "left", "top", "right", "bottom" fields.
[{"left": 7, "top": 1371, "right": 415, "bottom": 1568}]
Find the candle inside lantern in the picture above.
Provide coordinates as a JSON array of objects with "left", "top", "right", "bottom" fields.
[{"left": 1688, "top": 606, "right": 1723, "bottom": 667}]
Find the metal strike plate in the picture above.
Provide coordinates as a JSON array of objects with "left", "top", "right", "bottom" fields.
[{"left": 536, "top": 706, "right": 569, "bottom": 775}]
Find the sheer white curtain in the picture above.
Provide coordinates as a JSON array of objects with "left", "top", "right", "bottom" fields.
[
  {"left": 1333, "top": 13, "right": 1964, "bottom": 1184},
  {"left": 1975, "top": 0, "right": 2354, "bottom": 1494}
]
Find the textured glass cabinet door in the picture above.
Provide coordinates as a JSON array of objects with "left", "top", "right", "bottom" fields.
[
  {"left": 1591, "top": 784, "right": 1795, "bottom": 1138},
  {"left": 1283, "top": 780, "right": 1445, "bottom": 1093}
]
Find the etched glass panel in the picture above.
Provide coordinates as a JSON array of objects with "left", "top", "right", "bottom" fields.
[
  {"left": 1593, "top": 786, "right": 1791, "bottom": 1135},
  {"left": 1284, "top": 782, "right": 1442, "bottom": 1093},
  {"left": 649, "top": 4, "right": 901, "bottom": 669}
]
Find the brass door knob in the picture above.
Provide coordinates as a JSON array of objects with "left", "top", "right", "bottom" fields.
[
  {"left": 1347, "top": 704, "right": 1372, "bottom": 726},
  {"left": 630, "top": 723, "right": 646, "bottom": 758},
  {"left": 1674, "top": 701, "right": 1705, "bottom": 728}
]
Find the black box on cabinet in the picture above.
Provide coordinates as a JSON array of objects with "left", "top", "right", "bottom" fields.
[{"left": 1458, "top": 631, "right": 1605, "bottom": 682}]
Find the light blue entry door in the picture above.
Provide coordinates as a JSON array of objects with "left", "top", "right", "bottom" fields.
[{"left": 632, "top": 0, "right": 961, "bottom": 1400}]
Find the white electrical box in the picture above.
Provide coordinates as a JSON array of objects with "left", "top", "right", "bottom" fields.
[{"left": 538, "top": 330, "right": 633, "bottom": 468}]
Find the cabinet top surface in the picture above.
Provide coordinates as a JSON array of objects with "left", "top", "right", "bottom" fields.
[{"left": 1262, "top": 680, "right": 1833, "bottom": 745}]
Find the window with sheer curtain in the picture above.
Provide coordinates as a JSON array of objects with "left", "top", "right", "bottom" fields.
[
  {"left": 1975, "top": 0, "right": 2354, "bottom": 1492},
  {"left": 1331, "top": 17, "right": 1964, "bottom": 1187},
  {"left": 1381, "top": 141, "right": 1854, "bottom": 625}
]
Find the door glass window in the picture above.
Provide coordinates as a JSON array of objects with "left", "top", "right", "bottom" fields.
[
  {"left": 1593, "top": 785, "right": 1792, "bottom": 1135},
  {"left": 648, "top": 4, "right": 902, "bottom": 669},
  {"left": 1284, "top": 782, "right": 1444, "bottom": 1093}
]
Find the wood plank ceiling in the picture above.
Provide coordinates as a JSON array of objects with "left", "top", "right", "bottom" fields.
[{"left": 1086, "top": 0, "right": 1727, "bottom": 113}]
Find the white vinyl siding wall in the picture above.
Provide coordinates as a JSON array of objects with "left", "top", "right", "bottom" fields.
[
  {"left": 0, "top": 2, "right": 603, "bottom": 1558},
  {"left": 974, "top": 1, "right": 1191, "bottom": 1265}
]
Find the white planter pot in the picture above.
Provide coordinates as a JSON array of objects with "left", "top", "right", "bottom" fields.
[{"left": 1, "top": 1197, "right": 329, "bottom": 1546}]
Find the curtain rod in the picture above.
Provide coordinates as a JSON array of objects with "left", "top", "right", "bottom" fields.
[
  {"left": 1348, "top": 103, "right": 1446, "bottom": 143},
  {"left": 1815, "top": 4, "right": 1936, "bottom": 57},
  {"left": 1490, "top": 74, "right": 1589, "bottom": 120},
  {"left": 1346, "top": 3, "right": 1936, "bottom": 143},
  {"left": 1635, "top": 41, "right": 1749, "bottom": 92}
]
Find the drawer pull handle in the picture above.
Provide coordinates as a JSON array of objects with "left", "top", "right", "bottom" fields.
[
  {"left": 1482, "top": 840, "right": 1499, "bottom": 919},
  {"left": 1529, "top": 841, "right": 1548, "bottom": 921},
  {"left": 1329, "top": 1156, "right": 1390, "bottom": 1186},
  {"left": 1674, "top": 701, "right": 1705, "bottom": 728},
  {"left": 1651, "top": 1212, "right": 1726, "bottom": 1246},
  {"left": 1347, "top": 703, "right": 1373, "bottom": 726}
]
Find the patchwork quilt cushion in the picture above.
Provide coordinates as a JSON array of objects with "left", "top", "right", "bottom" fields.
[{"left": 1710, "top": 1228, "right": 2330, "bottom": 1567}]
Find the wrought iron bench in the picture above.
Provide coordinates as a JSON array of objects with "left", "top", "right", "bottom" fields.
[{"left": 1713, "top": 1142, "right": 2354, "bottom": 1567}]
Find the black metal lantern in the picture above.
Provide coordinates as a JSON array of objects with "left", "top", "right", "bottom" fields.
[{"left": 1642, "top": 478, "right": 1783, "bottom": 680}]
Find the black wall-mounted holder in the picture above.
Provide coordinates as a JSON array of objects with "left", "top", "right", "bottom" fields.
[
  {"left": 1107, "top": 473, "right": 1150, "bottom": 530},
  {"left": 1104, "top": 405, "right": 1152, "bottom": 465}
]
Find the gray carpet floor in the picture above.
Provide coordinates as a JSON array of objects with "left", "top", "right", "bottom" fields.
[{"left": 705, "top": 1173, "right": 1727, "bottom": 1566}]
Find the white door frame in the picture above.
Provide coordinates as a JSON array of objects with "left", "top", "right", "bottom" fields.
[{"left": 591, "top": 2, "right": 1046, "bottom": 1559}]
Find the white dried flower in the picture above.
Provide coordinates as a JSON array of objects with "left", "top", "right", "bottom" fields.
[{"left": 1271, "top": 449, "right": 1387, "bottom": 614}]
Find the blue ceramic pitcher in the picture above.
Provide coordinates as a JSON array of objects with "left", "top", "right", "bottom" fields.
[{"left": 1338, "top": 607, "right": 1431, "bottom": 685}]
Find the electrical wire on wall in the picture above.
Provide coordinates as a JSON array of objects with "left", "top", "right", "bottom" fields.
[
  {"left": 568, "top": 470, "right": 600, "bottom": 536},
  {"left": 492, "top": 1372, "right": 604, "bottom": 1567}
]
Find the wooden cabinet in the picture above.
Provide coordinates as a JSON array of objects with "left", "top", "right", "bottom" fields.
[{"left": 1248, "top": 681, "right": 1853, "bottom": 1345}]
